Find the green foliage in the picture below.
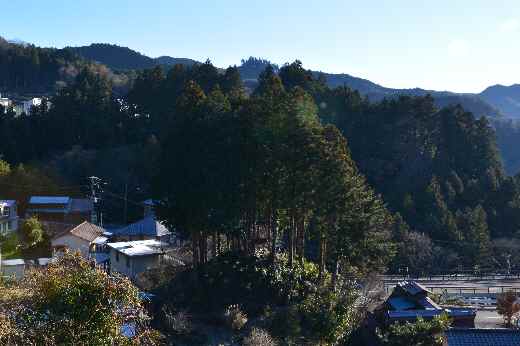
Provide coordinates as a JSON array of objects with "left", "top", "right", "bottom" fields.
[
  {"left": 298, "top": 285, "right": 359, "bottom": 345},
  {"left": 379, "top": 315, "right": 451, "bottom": 346},
  {"left": 0, "top": 232, "right": 21, "bottom": 259},
  {"left": 155, "top": 253, "right": 323, "bottom": 315},
  {"left": 19, "top": 217, "right": 43, "bottom": 249},
  {"left": 0, "top": 251, "right": 161, "bottom": 345},
  {"left": 496, "top": 291, "right": 520, "bottom": 327}
]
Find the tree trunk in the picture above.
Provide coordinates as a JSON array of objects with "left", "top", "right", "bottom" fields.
[
  {"left": 288, "top": 210, "right": 295, "bottom": 268},
  {"left": 212, "top": 231, "right": 217, "bottom": 258},
  {"left": 332, "top": 256, "right": 340, "bottom": 291},
  {"left": 318, "top": 232, "right": 327, "bottom": 282},
  {"left": 270, "top": 210, "right": 278, "bottom": 263}
]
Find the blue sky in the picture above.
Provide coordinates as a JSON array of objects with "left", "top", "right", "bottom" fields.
[{"left": 3, "top": 0, "right": 520, "bottom": 93}]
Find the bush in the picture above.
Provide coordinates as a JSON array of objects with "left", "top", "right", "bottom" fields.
[
  {"left": 0, "top": 251, "right": 162, "bottom": 345},
  {"left": 299, "top": 285, "right": 358, "bottom": 344},
  {"left": 497, "top": 291, "right": 520, "bottom": 327},
  {"left": 162, "top": 306, "right": 192, "bottom": 335},
  {"left": 223, "top": 304, "right": 248, "bottom": 331},
  {"left": 378, "top": 314, "right": 451, "bottom": 346},
  {"left": 154, "top": 252, "right": 324, "bottom": 317},
  {"left": 243, "top": 328, "right": 277, "bottom": 346}
]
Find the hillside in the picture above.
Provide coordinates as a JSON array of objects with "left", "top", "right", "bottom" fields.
[
  {"left": 66, "top": 43, "right": 199, "bottom": 71},
  {"left": 480, "top": 84, "right": 520, "bottom": 118},
  {"left": 0, "top": 37, "right": 87, "bottom": 94},
  {"left": 236, "top": 57, "right": 502, "bottom": 118}
]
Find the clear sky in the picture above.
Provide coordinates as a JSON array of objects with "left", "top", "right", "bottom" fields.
[{"left": 3, "top": 0, "right": 520, "bottom": 93}]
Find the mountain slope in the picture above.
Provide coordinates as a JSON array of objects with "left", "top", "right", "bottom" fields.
[
  {"left": 480, "top": 84, "right": 520, "bottom": 118},
  {"left": 66, "top": 44, "right": 199, "bottom": 71}
]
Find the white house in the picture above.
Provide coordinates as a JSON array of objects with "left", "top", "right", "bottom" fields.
[
  {"left": 1, "top": 259, "right": 25, "bottom": 280},
  {"left": 22, "top": 97, "right": 42, "bottom": 115},
  {"left": 0, "top": 200, "right": 19, "bottom": 235},
  {"left": 51, "top": 221, "right": 106, "bottom": 258},
  {"left": 0, "top": 97, "right": 9, "bottom": 113},
  {"left": 107, "top": 240, "right": 168, "bottom": 279}
]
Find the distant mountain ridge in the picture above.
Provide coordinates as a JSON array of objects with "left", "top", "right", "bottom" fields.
[
  {"left": 480, "top": 84, "right": 520, "bottom": 119},
  {"left": 65, "top": 43, "right": 198, "bottom": 71},
  {"left": 54, "top": 43, "right": 520, "bottom": 119}
]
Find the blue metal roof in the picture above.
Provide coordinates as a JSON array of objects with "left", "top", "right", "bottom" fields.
[
  {"left": 112, "top": 216, "right": 171, "bottom": 238},
  {"left": 446, "top": 329, "right": 520, "bottom": 346},
  {"left": 29, "top": 196, "right": 70, "bottom": 204},
  {"left": 388, "top": 297, "right": 416, "bottom": 310}
]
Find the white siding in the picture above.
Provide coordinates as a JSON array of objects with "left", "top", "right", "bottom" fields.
[
  {"left": 52, "top": 234, "right": 92, "bottom": 258},
  {"left": 109, "top": 248, "right": 162, "bottom": 279}
]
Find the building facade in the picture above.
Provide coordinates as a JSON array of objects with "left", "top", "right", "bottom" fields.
[
  {"left": 26, "top": 196, "right": 93, "bottom": 225},
  {"left": 0, "top": 200, "right": 19, "bottom": 235},
  {"left": 107, "top": 240, "right": 167, "bottom": 279},
  {"left": 51, "top": 221, "right": 106, "bottom": 258}
]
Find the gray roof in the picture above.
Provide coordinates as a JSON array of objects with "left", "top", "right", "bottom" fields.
[
  {"left": 113, "top": 216, "right": 171, "bottom": 238},
  {"left": 2, "top": 259, "right": 25, "bottom": 266},
  {"left": 446, "top": 329, "right": 520, "bottom": 346},
  {"left": 0, "top": 200, "right": 16, "bottom": 207},
  {"left": 107, "top": 239, "right": 168, "bottom": 257},
  {"left": 29, "top": 196, "right": 70, "bottom": 205},
  {"left": 397, "top": 281, "right": 431, "bottom": 295}
]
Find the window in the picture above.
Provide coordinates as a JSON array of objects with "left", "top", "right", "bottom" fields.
[
  {"left": 126, "top": 256, "right": 130, "bottom": 268},
  {"left": 2, "top": 207, "right": 9, "bottom": 217},
  {"left": 116, "top": 252, "right": 119, "bottom": 262}
]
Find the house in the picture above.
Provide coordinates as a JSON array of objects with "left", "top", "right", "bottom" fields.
[
  {"left": 51, "top": 221, "right": 106, "bottom": 258},
  {"left": 445, "top": 328, "right": 520, "bottom": 346},
  {"left": 0, "top": 94, "right": 9, "bottom": 113},
  {"left": 111, "top": 216, "right": 171, "bottom": 243},
  {"left": 379, "top": 281, "right": 476, "bottom": 328},
  {"left": 1, "top": 259, "right": 25, "bottom": 280},
  {"left": 21, "top": 97, "right": 42, "bottom": 115},
  {"left": 107, "top": 239, "right": 168, "bottom": 279},
  {"left": 0, "top": 200, "right": 19, "bottom": 235},
  {"left": 142, "top": 199, "right": 156, "bottom": 218},
  {"left": 26, "top": 196, "right": 93, "bottom": 225}
]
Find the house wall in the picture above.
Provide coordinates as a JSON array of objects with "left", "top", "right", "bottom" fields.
[
  {"left": 1, "top": 264, "right": 25, "bottom": 280},
  {"left": 109, "top": 249, "right": 162, "bottom": 279},
  {"left": 51, "top": 234, "right": 92, "bottom": 258}
]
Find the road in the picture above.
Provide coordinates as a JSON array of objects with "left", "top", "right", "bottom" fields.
[
  {"left": 384, "top": 277, "right": 520, "bottom": 295},
  {"left": 475, "top": 309, "right": 504, "bottom": 328}
]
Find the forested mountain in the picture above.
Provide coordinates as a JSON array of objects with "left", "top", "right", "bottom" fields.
[
  {"left": 66, "top": 43, "right": 198, "bottom": 71},
  {"left": 480, "top": 84, "right": 520, "bottom": 118},
  {"left": 0, "top": 37, "right": 86, "bottom": 94},
  {"left": 1, "top": 59, "right": 520, "bottom": 275},
  {"left": 239, "top": 57, "right": 503, "bottom": 118},
  {"left": 0, "top": 37, "right": 135, "bottom": 96}
]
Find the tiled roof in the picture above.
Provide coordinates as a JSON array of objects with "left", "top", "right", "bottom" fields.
[
  {"left": 446, "top": 329, "right": 520, "bottom": 346},
  {"left": 112, "top": 216, "right": 171, "bottom": 238},
  {"left": 53, "top": 221, "right": 105, "bottom": 242}
]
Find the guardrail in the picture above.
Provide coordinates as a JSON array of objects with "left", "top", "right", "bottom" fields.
[
  {"left": 383, "top": 273, "right": 520, "bottom": 282},
  {"left": 384, "top": 284, "right": 520, "bottom": 296}
]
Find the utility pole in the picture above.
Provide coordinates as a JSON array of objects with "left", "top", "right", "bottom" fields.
[
  {"left": 123, "top": 182, "right": 128, "bottom": 225},
  {"left": 88, "top": 176, "right": 103, "bottom": 225}
]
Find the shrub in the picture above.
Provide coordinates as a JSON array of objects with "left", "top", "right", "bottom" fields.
[
  {"left": 223, "top": 304, "right": 248, "bottom": 331},
  {"left": 299, "top": 285, "right": 359, "bottom": 344},
  {"left": 243, "top": 328, "right": 277, "bottom": 346},
  {"left": 378, "top": 314, "right": 451, "bottom": 346},
  {"left": 0, "top": 251, "right": 162, "bottom": 345},
  {"left": 162, "top": 306, "right": 192, "bottom": 335},
  {"left": 497, "top": 291, "right": 520, "bottom": 327}
]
